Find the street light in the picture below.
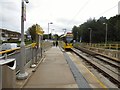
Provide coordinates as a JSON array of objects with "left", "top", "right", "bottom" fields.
[
  {"left": 62, "top": 28, "right": 66, "bottom": 34},
  {"left": 51, "top": 29, "right": 54, "bottom": 39},
  {"left": 88, "top": 28, "right": 92, "bottom": 46},
  {"left": 51, "top": 29, "right": 54, "bottom": 34},
  {"left": 17, "top": 0, "right": 29, "bottom": 80},
  {"left": 103, "top": 23, "right": 108, "bottom": 47},
  {"left": 48, "top": 22, "right": 53, "bottom": 40},
  {"left": 51, "top": 29, "right": 54, "bottom": 35},
  {"left": 77, "top": 32, "right": 78, "bottom": 42},
  {"left": 118, "top": 1, "right": 120, "bottom": 15}
]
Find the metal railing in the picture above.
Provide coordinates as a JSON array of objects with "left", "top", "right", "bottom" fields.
[
  {"left": 0, "top": 41, "right": 52, "bottom": 72},
  {"left": 74, "top": 43, "right": 120, "bottom": 61},
  {"left": 81, "top": 43, "right": 120, "bottom": 50}
]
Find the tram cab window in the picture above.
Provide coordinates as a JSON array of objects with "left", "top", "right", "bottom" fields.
[{"left": 66, "top": 37, "right": 73, "bottom": 43}]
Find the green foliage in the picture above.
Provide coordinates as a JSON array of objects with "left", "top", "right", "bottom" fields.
[
  {"left": 43, "top": 34, "right": 48, "bottom": 40},
  {"left": 26, "top": 24, "right": 42, "bottom": 42},
  {"left": 2, "top": 40, "right": 21, "bottom": 44},
  {"left": 27, "top": 24, "right": 37, "bottom": 42},
  {"left": 72, "top": 15, "right": 120, "bottom": 43},
  {"left": 0, "top": 40, "right": 2, "bottom": 44},
  {"left": 53, "top": 34, "right": 59, "bottom": 40},
  {"left": 24, "top": 40, "right": 32, "bottom": 45},
  {"left": 42, "top": 33, "right": 59, "bottom": 40},
  {"left": 72, "top": 26, "right": 79, "bottom": 40}
]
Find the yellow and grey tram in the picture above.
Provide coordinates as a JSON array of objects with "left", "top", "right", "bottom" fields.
[{"left": 60, "top": 32, "right": 73, "bottom": 49}]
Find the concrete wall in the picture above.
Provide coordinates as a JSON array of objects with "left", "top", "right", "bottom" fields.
[{"left": 86, "top": 46, "right": 120, "bottom": 60}]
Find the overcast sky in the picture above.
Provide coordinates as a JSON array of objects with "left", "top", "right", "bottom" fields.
[{"left": 0, "top": 0, "right": 119, "bottom": 35}]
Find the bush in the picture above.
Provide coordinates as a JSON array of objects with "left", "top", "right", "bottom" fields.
[
  {"left": 2, "top": 40, "right": 21, "bottom": 44},
  {"left": 0, "top": 40, "right": 2, "bottom": 44},
  {"left": 2, "top": 40, "right": 32, "bottom": 46}
]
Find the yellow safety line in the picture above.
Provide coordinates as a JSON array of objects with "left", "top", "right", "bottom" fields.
[
  {"left": 70, "top": 54, "right": 107, "bottom": 89},
  {"left": 82, "top": 63, "right": 107, "bottom": 88},
  {"left": 79, "top": 61, "right": 107, "bottom": 88}
]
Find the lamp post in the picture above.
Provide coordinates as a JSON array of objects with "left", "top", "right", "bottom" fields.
[
  {"left": 118, "top": 1, "right": 120, "bottom": 15},
  {"left": 103, "top": 23, "right": 108, "bottom": 47},
  {"left": 77, "top": 31, "right": 78, "bottom": 42},
  {"left": 62, "top": 28, "right": 66, "bottom": 34},
  {"left": 51, "top": 29, "right": 54, "bottom": 34},
  {"left": 17, "top": 0, "right": 29, "bottom": 80},
  {"left": 48, "top": 22, "right": 53, "bottom": 40},
  {"left": 51, "top": 29, "right": 54, "bottom": 39},
  {"left": 88, "top": 28, "right": 92, "bottom": 46}
]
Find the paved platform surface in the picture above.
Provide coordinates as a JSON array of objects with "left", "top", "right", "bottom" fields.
[{"left": 23, "top": 46, "right": 78, "bottom": 88}]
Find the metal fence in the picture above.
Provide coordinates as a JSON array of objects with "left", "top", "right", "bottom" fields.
[
  {"left": 75, "top": 42, "right": 120, "bottom": 60},
  {"left": 81, "top": 43, "right": 120, "bottom": 50},
  {"left": 0, "top": 41, "right": 52, "bottom": 72}
]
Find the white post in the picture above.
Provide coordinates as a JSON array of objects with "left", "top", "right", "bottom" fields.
[
  {"left": 17, "top": 0, "right": 28, "bottom": 80},
  {"left": 48, "top": 22, "right": 53, "bottom": 40},
  {"left": 88, "top": 28, "right": 92, "bottom": 46},
  {"left": 48, "top": 23, "right": 49, "bottom": 40},
  {"left": 90, "top": 29, "right": 92, "bottom": 46},
  {"left": 105, "top": 23, "right": 108, "bottom": 46},
  {"left": 0, "top": 66, "right": 2, "bottom": 90},
  {"left": 103, "top": 23, "right": 108, "bottom": 48},
  {"left": 118, "top": 1, "right": 120, "bottom": 14}
]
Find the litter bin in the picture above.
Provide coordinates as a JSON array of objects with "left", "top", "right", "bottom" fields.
[{"left": 0, "top": 58, "right": 16, "bottom": 89}]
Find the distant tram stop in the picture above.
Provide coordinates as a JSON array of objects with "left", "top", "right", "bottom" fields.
[{"left": 0, "top": 58, "right": 16, "bottom": 89}]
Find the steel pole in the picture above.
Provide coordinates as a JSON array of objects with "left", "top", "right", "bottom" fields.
[
  {"left": 90, "top": 29, "right": 92, "bottom": 46},
  {"left": 63, "top": 29, "right": 66, "bottom": 34},
  {"left": 105, "top": 24, "right": 108, "bottom": 46},
  {"left": 17, "top": 0, "right": 28, "bottom": 80},
  {"left": 118, "top": 1, "right": 120, "bottom": 15},
  {"left": 48, "top": 23, "right": 49, "bottom": 40},
  {"left": 77, "top": 32, "right": 78, "bottom": 42}
]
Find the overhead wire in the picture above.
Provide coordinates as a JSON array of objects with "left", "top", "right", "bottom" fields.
[
  {"left": 48, "top": 0, "right": 92, "bottom": 33},
  {"left": 95, "top": 4, "right": 117, "bottom": 18},
  {"left": 68, "top": 1, "right": 118, "bottom": 26},
  {"left": 54, "top": 0, "right": 118, "bottom": 34},
  {"left": 67, "top": 0, "right": 91, "bottom": 25}
]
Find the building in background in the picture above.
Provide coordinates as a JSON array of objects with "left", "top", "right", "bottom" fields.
[{"left": 0, "top": 28, "right": 21, "bottom": 42}]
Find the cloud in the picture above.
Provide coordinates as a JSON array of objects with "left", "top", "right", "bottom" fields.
[
  {"left": 0, "top": 0, "right": 21, "bottom": 32},
  {"left": 56, "top": 18, "right": 81, "bottom": 28},
  {"left": 0, "top": 0, "right": 119, "bottom": 35}
]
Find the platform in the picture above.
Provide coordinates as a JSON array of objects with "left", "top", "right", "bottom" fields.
[{"left": 23, "top": 46, "right": 78, "bottom": 88}]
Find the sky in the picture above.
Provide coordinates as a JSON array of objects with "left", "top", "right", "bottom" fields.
[{"left": 0, "top": 0, "right": 119, "bottom": 35}]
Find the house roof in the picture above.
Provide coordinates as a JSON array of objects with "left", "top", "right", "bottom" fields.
[{"left": 0, "top": 28, "right": 21, "bottom": 35}]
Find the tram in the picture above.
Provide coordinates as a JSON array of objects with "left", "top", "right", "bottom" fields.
[{"left": 60, "top": 32, "right": 73, "bottom": 49}]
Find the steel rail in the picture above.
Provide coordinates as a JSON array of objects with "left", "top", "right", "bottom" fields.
[
  {"left": 74, "top": 46, "right": 120, "bottom": 68},
  {"left": 71, "top": 48, "right": 120, "bottom": 88}
]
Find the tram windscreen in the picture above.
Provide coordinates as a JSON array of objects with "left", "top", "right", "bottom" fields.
[{"left": 66, "top": 37, "right": 73, "bottom": 43}]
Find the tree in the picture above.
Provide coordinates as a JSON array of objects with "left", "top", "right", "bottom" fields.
[
  {"left": 72, "top": 15, "right": 120, "bottom": 43},
  {"left": 27, "top": 24, "right": 36, "bottom": 42},
  {"left": 43, "top": 34, "right": 48, "bottom": 40},
  {"left": 72, "top": 26, "right": 79, "bottom": 41},
  {"left": 108, "top": 15, "right": 120, "bottom": 42},
  {"left": 53, "top": 34, "right": 59, "bottom": 40},
  {"left": 26, "top": 24, "right": 43, "bottom": 42}
]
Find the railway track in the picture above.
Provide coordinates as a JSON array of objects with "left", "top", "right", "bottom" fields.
[{"left": 71, "top": 48, "right": 120, "bottom": 88}]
